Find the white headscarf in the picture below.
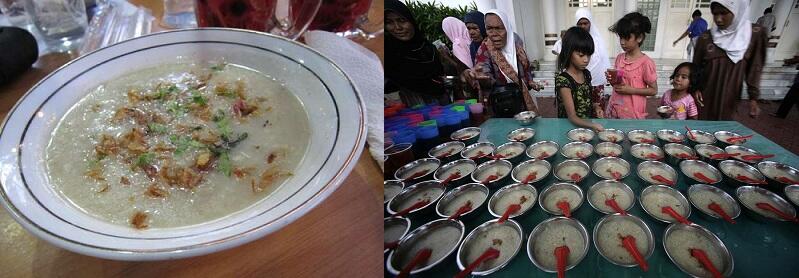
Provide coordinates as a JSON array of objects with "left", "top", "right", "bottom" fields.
[
  {"left": 485, "top": 9, "right": 517, "bottom": 82},
  {"left": 574, "top": 8, "right": 611, "bottom": 86},
  {"left": 710, "top": 0, "right": 752, "bottom": 63}
]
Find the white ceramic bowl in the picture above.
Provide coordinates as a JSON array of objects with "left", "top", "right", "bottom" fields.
[{"left": 0, "top": 29, "right": 365, "bottom": 260}]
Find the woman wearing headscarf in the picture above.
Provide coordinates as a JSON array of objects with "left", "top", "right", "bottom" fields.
[
  {"left": 463, "top": 11, "right": 486, "bottom": 65},
  {"left": 441, "top": 17, "right": 473, "bottom": 69},
  {"left": 692, "top": 0, "right": 767, "bottom": 120},
  {"left": 385, "top": 0, "right": 447, "bottom": 106},
  {"left": 463, "top": 10, "right": 538, "bottom": 118},
  {"left": 553, "top": 8, "right": 611, "bottom": 117}
]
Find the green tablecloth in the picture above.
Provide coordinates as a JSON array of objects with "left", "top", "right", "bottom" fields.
[{"left": 390, "top": 118, "right": 799, "bottom": 278}]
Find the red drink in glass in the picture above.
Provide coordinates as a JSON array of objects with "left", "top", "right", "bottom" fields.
[
  {"left": 308, "top": 0, "right": 372, "bottom": 32},
  {"left": 195, "top": 0, "right": 277, "bottom": 30}
]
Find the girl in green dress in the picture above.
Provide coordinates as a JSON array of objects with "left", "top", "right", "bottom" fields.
[{"left": 555, "top": 27, "right": 604, "bottom": 132}]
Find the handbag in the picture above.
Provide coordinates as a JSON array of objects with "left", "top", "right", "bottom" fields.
[{"left": 490, "top": 83, "right": 526, "bottom": 118}]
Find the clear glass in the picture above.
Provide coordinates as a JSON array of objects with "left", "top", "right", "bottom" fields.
[
  {"left": 0, "top": 0, "right": 31, "bottom": 27},
  {"left": 194, "top": 0, "right": 321, "bottom": 40},
  {"left": 23, "top": 0, "right": 88, "bottom": 52},
  {"left": 162, "top": 0, "right": 196, "bottom": 29},
  {"left": 308, "top": 0, "right": 382, "bottom": 40}
]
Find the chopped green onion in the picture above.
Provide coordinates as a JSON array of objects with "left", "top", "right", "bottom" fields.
[
  {"left": 218, "top": 152, "right": 232, "bottom": 176},
  {"left": 147, "top": 123, "right": 168, "bottom": 134},
  {"left": 136, "top": 152, "right": 155, "bottom": 167},
  {"left": 191, "top": 90, "right": 207, "bottom": 105}
]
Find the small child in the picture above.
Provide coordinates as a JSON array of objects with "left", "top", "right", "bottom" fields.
[
  {"left": 605, "top": 12, "right": 658, "bottom": 119},
  {"left": 555, "top": 26, "right": 604, "bottom": 132},
  {"left": 661, "top": 62, "right": 700, "bottom": 120}
]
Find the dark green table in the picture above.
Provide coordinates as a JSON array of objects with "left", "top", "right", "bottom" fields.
[{"left": 388, "top": 118, "right": 799, "bottom": 278}]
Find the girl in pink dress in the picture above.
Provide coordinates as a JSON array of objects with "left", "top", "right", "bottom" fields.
[
  {"left": 605, "top": 12, "right": 658, "bottom": 119},
  {"left": 661, "top": 62, "right": 699, "bottom": 120}
]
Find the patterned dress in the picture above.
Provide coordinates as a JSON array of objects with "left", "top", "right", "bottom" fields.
[{"left": 555, "top": 69, "right": 595, "bottom": 118}]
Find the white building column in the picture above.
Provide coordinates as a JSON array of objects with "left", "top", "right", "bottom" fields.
[
  {"left": 541, "top": 0, "right": 558, "bottom": 62},
  {"left": 511, "top": 0, "right": 545, "bottom": 61},
  {"left": 476, "top": 0, "right": 496, "bottom": 12},
  {"left": 624, "top": 0, "right": 637, "bottom": 14}
]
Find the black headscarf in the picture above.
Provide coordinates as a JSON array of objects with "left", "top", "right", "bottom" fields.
[
  {"left": 463, "top": 10, "right": 486, "bottom": 63},
  {"left": 385, "top": 0, "right": 443, "bottom": 96}
]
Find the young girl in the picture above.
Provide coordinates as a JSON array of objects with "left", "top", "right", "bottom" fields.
[
  {"left": 605, "top": 12, "right": 658, "bottom": 119},
  {"left": 661, "top": 62, "right": 700, "bottom": 120},
  {"left": 555, "top": 26, "right": 604, "bottom": 132}
]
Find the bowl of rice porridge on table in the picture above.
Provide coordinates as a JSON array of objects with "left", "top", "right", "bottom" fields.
[
  {"left": 663, "top": 223, "right": 734, "bottom": 277},
  {"left": 687, "top": 184, "right": 740, "bottom": 223},
  {"left": 526, "top": 141, "right": 559, "bottom": 162},
  {"left": 0, "top": 29, "right": 366, "bottom": 260},
  {"left": 456, "top": 218, "right": 524, "bottom": 275},
  {"left": 526, "top": 217, "right": 590, "bottom": 274},
  {"left": 593, "top": 214, "right": 654, "bottom": 270}
]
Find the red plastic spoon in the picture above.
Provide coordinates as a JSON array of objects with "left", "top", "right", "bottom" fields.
[
  {"left": 677, "top": 153, "right": 698, "bottom": 160},
  {"left": 607, "top": 151, "right": 618, "bottom": 157},
  {"left": 449, "top": 201, "right": 474, "bottom": 220},
  {"left": 454, "top": 248, "right": 501, "bottom": 278},
  {"left": 690, "top": 248, "right": 723, "bottom": 278},
  {"left": 651, "top": 175, "right": 675, "bottom": 186},
  {"left": 394, "top": 200, "right": 430, "bottom": 217},
  {"left": 708, "top": 202, "right": 736, "bottom": 224},
  {"left": 741, "top": 154, "right": 775, "bottom": 161},
  {"left": 736, "top": 175, "right": 766, "bottom": 184},
  {"left": 441, "top": 172, "right": 462, "bottom": 186},
  {"left": 756, "top": 202, "right": 799, "bottom": 222},
  {"left": 437, "top": 149, "right": 454, "bottom": 158},
  {"left": 662, "top": 206, "right": 692, "bottom": 224},
  {"left": 482, "top": 173, "right": 500, "bottom": 184},
  {"left": 498, "top": 204, "right": 522, "bottom": 223},
  {"left": 570, "top": 173, "right": 583, "bottom": 182},
  {"left": 645, "top": 153, "right": 661, "bottom": 160},
  {"left": 576, "top": 151, "right": 586, "bottom": 159},
  {"left": 470, "top": 151, "right": 486, "bottom": 160},
  {"left": 710, "top": 153, "right": 739, "bottom": 159},
  {"left": 605, "top": 198, "right": 627, "bottom": 215},
  {"left": 489, "top": 154, "right": 505, "bottom": 160},
  {"left": 610, "top": 171, "right": 623, "bottom": 180},
  {"left": 685, "top": 126, "right": 695, "bottom": 140},
  {"left": 554, "top": 246, "right": 570, "bottom": 278},
  {"left": 694, "top": 172, "right": 717, "bottom": 184},
  {"left": 404, "top": 170, "right": 429, "bottom": 181},
  {"left": 521, "top": 172, "right": 538, "bottom": 184},
  {"left": 640, "top": 138, "right": 655, "bottom": 144},
  {"left": 669, "top": 138, "right": 683, "bottom": 143},
  {"left": 620, "top": 235, "right": 649, "bottom": 272},
  {"left": 777, "top": 176, "right": 799, "bottom": 184},
  {"left": 385, "top": 241, "right": 399, "bottom": 250},
  {"left": 727, "top": 135, "right": 753, "bottom": 143},
  {"left": 557, "top": 200, "right": 572, "bottom": 218},
  {"left": 537, "top": 152, "right": 550, "bottom": 159},
  {"left": 397, "top": 248, "right": 432, "bottom": 278}
]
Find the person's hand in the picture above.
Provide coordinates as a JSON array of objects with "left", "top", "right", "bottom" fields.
[
  {"left": 591, "top": 123, "right": 604, "bottom": 133},
  {"left": 613, "top": 85, "right": 632, "bottom": 94},
  {"left": 749, "top": 99, "right": 761, "bottom": 118},
  {"left": 470, "top": 64, "right": 491, "bottom": 80},
  {"left": 672, "top": 40, "right": 678, "bottom": 47},
  {"left": 693, "top": 90, "right": 704, "bottom": 107},
  {"left": 605, "top": 71, "right": 613, "bottom": 84}
]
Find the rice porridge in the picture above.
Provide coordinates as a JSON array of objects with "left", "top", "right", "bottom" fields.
[
  {"left": 530, "top": 144, "right": 558, "bottom": 159},
  {"left": 442, "top": 190, "right": 486, "bottom": 216},
  {"left": 556, "top": 165, "right": 589, "bottom": 182},
  {"left": 496, "top": 145, "right": 524, "bottom": 158},
  {"left": 562, "top": 144, "right": 591, "bottom": 159},
  {"left": 493, "top": 189, "right": 536, "bottom": 216},
  {"left": 543, "top": 189, "right": 580, "bottom": 214},
  {"left": 400, "top": 161, "right": 439, "bottom": 180},
  {"left": 595, "top": 161, "right": 628, "bottom": 180},
  {"left": 689, "top": 191, "right": 734, "bottom": 218},
  {"left": 598, "top": 130, "right": 623, "bottom": 142},
  {"left": 532, "top": 223, "right": 585, "bottom": 269},
  {"left": 397, "top": 225, "right": 461, "bottom": 269},
  {"left": 396, "top": 187, "right": 444, "bottom": 211},
  {"left": 596, "top": 144, "right": 622, "bottom": 157},
  {"left": 665, "top": 229, "right": 725, "bottom": 277},
  {"left": 465, "top": 146, "right": 494, "bottom": 159},
  {"left": 642, "top": 191, "right": 686, "bottom": 221},
  {"left": 590, "top": 187, "right": 632, "bottom": 213},
  {"left": 596, "top": 219, "right": 648, "bottom": 264},
  {"left": 463, "top": 225, "right": 520, "bottom": 271},
  {"left": 738, "top": 191, "right": 785, "bottom": 219},
  {"left": 385, "top": 221, "right": 409, "bottom": 245}
]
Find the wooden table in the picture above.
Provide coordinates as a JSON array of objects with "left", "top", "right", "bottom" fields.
[{"left": 0, "top": 1, "right": 384, "bottom": 277}]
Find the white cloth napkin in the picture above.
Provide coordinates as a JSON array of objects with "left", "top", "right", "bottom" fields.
[{"left": 305, "top": 31, "right": 384, "bottom": 170}]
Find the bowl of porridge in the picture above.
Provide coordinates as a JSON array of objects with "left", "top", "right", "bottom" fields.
[
  {"left": 637, "top": 161, "right": 679, "bottom": 186},
  {"left": 457, "top": 218, "right": 523, "bottom": 275},
  {"left": 598, "top": 129, "right": 625, "bottom": 143},
  {"left": 561, "top": 141, "right": 594, "bottom": 160},
  {"left": 384, "top": 217, "right": 411, "bottom": 254},
  {"left": 679, "top": 160, "right": 723, "bottom": 186},
  {"left": 664, "top": 143, "right": 698, "bottom": 165},
  {"left": 488, "top": 183, "right": 538, "bottom": 219},
  {"left": 595, "top": 142, "right": 623, "bottom": 158},
  {"left": 630, "top": 143, "right": 665, "bottom": 164},
  {"left": 526, "top": 141, "right": 559, "bottom": 162},
  {"left": 386, "top": 218, "right": 465, "bottom": 276},
  {"left": 694, "top": 144, "right": 726, "bottom": 166},
  {"left": 461, "top": 142, "right": 496, "bottom": 164},
  {"left": 592, "top": 157, "right": 631, "bottom": 181},
  {"left": 756, "top": 161, "right": 799, "bottom": 188},
  {"left": 394, "top": 158, "right": 441, "bottom": 182},
  {"left": 657, "top": 129, "right": 686, "bottom": 145},
  {"left": 451, "top": 127, "right": 481, "bottom": 146},
  {"left": 539, "top": 183, "right": 584, "bottom": 217},
  {"left": 511, "top": 159, "right": 552, "bottom": 185},
  {"left": 435, "top": 183, "right": 489, "bottom": 220},
  {"left": 736, "top": 186, "right": 797, "bottom": 222},
  {"left": 718, "top": 160, "right": 767, "bottom": 187},
  {"left": 593, "top": 214, "right": 654, "bottom": 270},
  {"left": 507, "top": 127, "right": 536, "bottom": 146},
  {"left": 527, "top": 217, "right": 589, "bottom": 274},
  {"left": 433, "top": 159, "right": 477, "bottom": 187},
  {"left": 685, "top": 129, "right": 716, "bottom": 147},
  {"left": 554, "top": 160, "right": 591, "bottom": 185},
  {"left": 493, "top": 141, "right": 527, "bottom": 164},
  {"left": 687, "top": 184, "right": 740, "bottom": 223},
  {"left": 628, "top": 130, "right": 656, "bottom": 145},
  {"left": 567, "top": 128, "right": 595, "bottom": 143},
  {"left": 0, "top": 29, "right": 366, "bottom": 260},
  {"left": 714, "top": 131, "right": 749, "bottom": 147},
  {"left": 428, "top": 141, "right": 466, "bottom": 163},
  {"left": 663, "top": 223, "right": 734, "bottom": 277},
  {"left": 384, "top": 180, "right": 405, "bottom": 205},
  {"left": 387, "top": 180, "right": 446, "bottom": 218},
  {"left": 587, "top": 180, "right": 635, "bottom": 214},
  {"left": 784, "top": 185, "right": 799, "bottom": 207},
  {"left": 640, "top": 185, "right": 692, "bottom": 224},
  {"left": 471, "top": 159, "right": 513, "bottom": 187},
  {"left": 724, "top": 145, "right": 768, "bottom": 164}
]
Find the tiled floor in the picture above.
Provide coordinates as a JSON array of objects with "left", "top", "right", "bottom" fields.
[{"left": 536, "top": 97, "right": 799, "bottom": 154}]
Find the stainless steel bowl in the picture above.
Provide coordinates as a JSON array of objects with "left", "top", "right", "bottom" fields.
[
  {"left": 592, "top": 157, "right": 631, "bottom": 181},
  {"left": 435, "top": 183, "right": 490, "bottom": 219},
  {"left": 784, "top": 185, "right": 799, "bottom": 207},
  {"left": 736, "top": 186, "right": 797, "bottom": 222},
  {"left": 694, "top": 144, "right": 726, "bottom": 166},
  {"left": 598, "top": 128, "right": 626, "bottom": 143},
  {"left": 494, "top": 141, "right": 527, "bottom": 164},
  {"left": 488, "top": 183, "right": 539, "bottom": 219},
  {"left": 515, "top": 111, "right": 539, "bottom": 126},
  {"left": 511, "top": 159, "right": 552, "bottom": 185},
  {"left": 433, "top": 159, "right": 477, "bottom": 187},
  {"left": 587, "top": 180, "right": 635, "bottom": 214},
  {"left": 384, "top": 180, "right": 405, "bottom": 204},
  {"left": 685, "top": 129, "right": 716, "bottom": 147},
  {"left": 567, "top": 128, "right": 595, "bottom": 142},
  {"left": 664, "top": 143, "right": 698, "bottom": 166},
  {"left": 560, "top": 141, "right": 594, "bottom": 160},
  {"left": 595, "top": 142, "right": 623, "bottom": 157},
  {"left": 471, "top": 159, "right": 513, "bottom": 187},
  {"left": 724, "top": 145, "right": 764, "bottom": 164},
  {"left": 756, "top": 161, "right": 799, "bottom": 186},
  {"left": 679, "top": 160, "right": 723, "bottom": 185},
  {"left": 384, "top": 217, "right": 411, "bottom": 254},
  {"left": 554, "top": 159, "right": 591, "bottom": 185},
  {"left": 662, "top": 223, "right": 734, "bottom": 277},
  {"left": 628, "top": 130, "right": 656, "bottom": 145},
  {"left": 639, "top": 185, "right": 692, "bottom": 223},
  {"left": 630, "top": 143, "right": 665, "bottom": 163},
  {"left": 526, "top": 140, "right": 560, "bottom": 162},
  {"left": 526, "top": 217, "right": 590, "bottom": 273},
  {"left": 428, "top": 141, "right": 466, "bottom": 163},
  {"left": 507, "top": 127, "right": 536, "bottom": 145},
  {"left": 657, "top": 105, "right": 674, "bottom": 118},
  {"left": 719, "top": 160, "right": 767, "bottom": 187},
  {"left": 539, "top": 183, "right": 584, "bottom": 216},
  {"left": 657, "top": 129, "right": 685, "bottom": 145},
  {"left": 461, "top": 142, "right": 496, "bottom": 164},
  {"left": 386, "top": 180, "right": 447, "bottom": 217},
  {"left": 687, "top": 184, "right": 741, "bottom": 221},
  {"left": 386, "top": 218, "right": 465, "bottom": 275},
  {"left": 457, "top": 219, "right": 523, "bottom": 276},
  {"left": 714, "top": 130, "right": 747, "bottom": 147},
  {"left": 394, "top": 158, "right": 441, "bottom": 182},
  {"left": 637, "top": 160, "right": 679, "bottom": 186},
  {"left": 593, "top": 214, "right": 655, "bottom": 268},
  {"left": 451, "top": 127, "right": 481, "bottom": 145}
]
